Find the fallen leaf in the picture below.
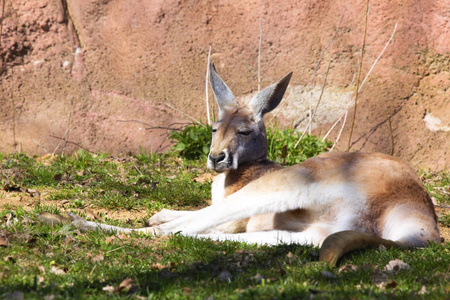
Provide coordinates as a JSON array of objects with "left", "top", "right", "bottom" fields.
[
  {"left": 64, "top": 236, "right": 75, "bottom": 247},
  {"left": 4, "top": 256, "right": 16, "bottom": 263},
  {"left": 0, "top": 237, "right": 9, "bottom": 247},
  {"left": 4, "top": 213, "right": 18, "bottom": 228},
  {"left": 338, "top": 264, "right": 358, "bottom": 273},
  {"left": 150, "top": 263, "right": 165, "bottom": 270},
  {"left": 117, "top": 233, "right": 128, "bottom": 240},
  {"left": 105, "top": 236, "right": 116, "bottom": 244},
  {"left": 115, "top": 278, "right": 137, "bottom": 293},
  {"left": 20, "top": 216, "right": 35, "bottom": 225},
  {"left": 384, "top": 259, "right": 411, "bottom": 273},
  {"left": 102, "top": 285, "right": 115, "bottom": 294},
  {"left": 86, "top": 208, "right": 102, "bottom": 221},
  {"left": 26, "top": 189, "right": 41, "bottom": 198},
  {"left": 418, "top": 285, "right": 427, "bottom": 295},
  {"left": 92, "top": 254, "right": 104, "bottom": 263},
  {"left": 50, "top": 266, "right": 65, "bottom": 275}
]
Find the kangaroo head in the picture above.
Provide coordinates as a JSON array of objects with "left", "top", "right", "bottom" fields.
[{"left": 207, "top": 64, "right": 292, "bottom": 172}]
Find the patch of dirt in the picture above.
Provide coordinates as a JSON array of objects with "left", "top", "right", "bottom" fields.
[
  {"left": 0, "top": 0, "right": 449, "bottom": 170},
  {"left": 0, "top": 189, "right": 151, "bottom": 223}
]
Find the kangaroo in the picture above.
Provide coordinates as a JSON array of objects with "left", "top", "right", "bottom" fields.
[{"left": 54, "top": 64, "right": 441, "bottom": 265}]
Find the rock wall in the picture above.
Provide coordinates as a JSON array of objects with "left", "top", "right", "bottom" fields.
[{"left": 0, "top": 0, "right": 448, "bottom": 169}]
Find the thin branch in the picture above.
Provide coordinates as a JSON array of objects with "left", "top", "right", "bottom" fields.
[
  {"left": 11, "top": 81, "right": 16, "bottom": 150},
  {"left": 61, "top": 112, "right": 72, "bottom": 154},
  {"left": 329, "top": 110, "right": 348, "bottom": 152},
  {"left": 322, "top": 57, "right": 360, "bottom": 143},
  {"left": 358, "top": 22, "right": 397, "bottom": 92},
  {"left": 388, "top": 114, "right": 394, "bottom": 156},
  {"left": 270, "top": 5, "right": 349, "bottom": 129},
  {"left": 164, "top": 103, "right": 203, "bottom": 125},
  {"left": 306, "top": 3, "right": 348, "bottom": 135},
  {"left": 294, "top": 60, "right": 332, "bottom": 148},
  {"left": 145, "top": 126, "right": 185, "bottom": 131},
  {"left": 117, "top": 119, "right": 153, "bottom": 127},
  {"left": 205, "top": 46, "right": 212, "bottom": 125},
  {"left": 49, "top": 135, "right": 95, "bottom": 153},
  {"left": 32, "top": 139, "right": 49, "bottom": 154},
  {"left": 322, "top": 113, "right": 343, "bottom": 142},
  {"left": 53, "top": 128, "right": 69, "bottom": 155},
  {"left": 435, "top": 204, "right": 450, "bottom": 210},
  {"left": 347, "top": 0, "right": 370, "bottom": 152},
  {"left": 324, "top": 22, "right": 397, "bottom": 147},
  {"left": 258, "top": 17, "right": 262, "bottom": 92},
  {"left": 0, "top": 0, "right": 6, "bottom": 49}
]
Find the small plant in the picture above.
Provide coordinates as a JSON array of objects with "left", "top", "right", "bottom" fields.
[
  {"left": 267, "top": 127, "right": 333, "bottom": 165},
  {"left": 170, "top": 124, "right": 212, "bottom": 160}
]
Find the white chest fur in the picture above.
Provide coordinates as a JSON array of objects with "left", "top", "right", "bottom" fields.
[{"left": 211, "top": 172, "right": 226, "bottom": 205}]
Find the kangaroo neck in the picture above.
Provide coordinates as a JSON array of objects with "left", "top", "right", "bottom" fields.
[{"left": 224, "top": 159, "right": 283, "bottom": 197}]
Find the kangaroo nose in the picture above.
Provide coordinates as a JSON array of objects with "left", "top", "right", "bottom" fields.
[{"left": 209, "top": 152, "right": 226, "bottom": 166}]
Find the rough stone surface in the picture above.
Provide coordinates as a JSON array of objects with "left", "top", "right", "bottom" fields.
[{"left": 0, "top": 0, "right": 448, "bottom": 170}]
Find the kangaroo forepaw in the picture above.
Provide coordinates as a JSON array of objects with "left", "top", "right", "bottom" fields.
[{"left": 146, "top": 209, "right": 190, "bottom": 226}]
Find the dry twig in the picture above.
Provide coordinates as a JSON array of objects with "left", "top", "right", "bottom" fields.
[
  {"left": 32, "top": 139, "right": 49, "bottom": 154},
  {"left": 164, "top": 103, "right": 203, "bottom": 125},
  {"left": 306, "top": 3, "right": 348, "bottom": 134},
  {"left": 294, "top": 60, "right": 332, "bottom": 148},
  {"left": 117, "top": 119, "right": 153, "bottom": 127},
  {"left": 388, "top": 115, "right": 394, "bottom": 155},
  {"left": 0, "top": 0, "right": 6, "bottom": 49},
  {"left": 258, "top": 17, "right": 262, "bottom": 92},
  {"left": 52, "top": 128, "right": 69, "bottom": 155},
  {"left": 205, "top": 46, "right": 212, "bottom": 125},
  {"left": 347, "top": 0, "right": 370, "bottom": 152},
  {"left": 49, "top": 135, "right": 94, "bottom": 153},
  {"left": 327, "top": 22, "right": 397, "bottom": 150},
  {"left": 269, "top": 4, "right": 348, "bottom": 127}
]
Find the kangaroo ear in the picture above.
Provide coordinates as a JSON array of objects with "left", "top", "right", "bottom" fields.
[
  {"left": 248, "top": 71, "right": 293, "bottom": 121},
  {"left": 209, "top": 63, "right": 238, "bottom": 118}
]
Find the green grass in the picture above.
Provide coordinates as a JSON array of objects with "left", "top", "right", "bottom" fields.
[{"left": 0, "top": 150, "right": 449, "bottom": 299}]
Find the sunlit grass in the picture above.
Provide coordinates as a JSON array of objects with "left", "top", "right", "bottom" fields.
[{"left": 0, "top": 150, "right": 448, "bottom": 299}]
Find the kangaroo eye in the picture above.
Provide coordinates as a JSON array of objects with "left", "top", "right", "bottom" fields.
[
  {"left": 212, "top": 128, "right": 218, "bottom": 133},
  {"left": 238, "top": 130, "right": 252, "bottom": 136}
]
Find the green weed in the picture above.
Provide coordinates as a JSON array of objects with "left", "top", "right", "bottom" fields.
[
  {"left": 170, "top": 124, "right": 212, "bottom": 160},
  {"left": 267, "top": 126, "right": 333, "bottom": 165}
]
